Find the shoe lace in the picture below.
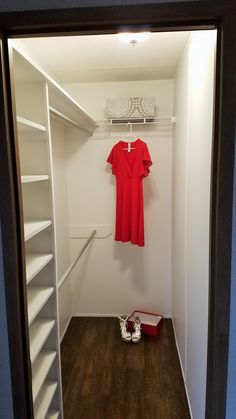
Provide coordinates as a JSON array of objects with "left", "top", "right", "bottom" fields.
[
  {"left": 134, "top": 317, "right": 141, "bottom": 332},
  {"left": 117, "top": 315, "right": 128, "bottom": 323},
  {"left": 117, "top": 315, "right": 129, "bottom": 332}
]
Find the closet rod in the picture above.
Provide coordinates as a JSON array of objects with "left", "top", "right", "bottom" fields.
[
  {"left": 58, "top": 229, "right": 96, "bottom": 290},
  {"left": 49, "top": 106, "right": 92, "bottom": 134}
]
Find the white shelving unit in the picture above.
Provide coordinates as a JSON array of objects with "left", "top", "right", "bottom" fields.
[
  {"left": 32, "top": 350, "right": 57, "bottom": 402},
  {"left": 21, "top": 175, "right": 49, "bottom": 183},
  {"left": 46, "top": 410, "right": 60, "bottom": 419},
  {"left": 24, "top": 220, "right": 52, "bottom": 241},
  {"left": 28, "top": 286, "right": 54, "bottom": 325},
  {"left": 17, "top": 115, "right": 47, "bottom": 132},
  {"left": 34, "top": 381, "right": 58, "bottom": 419},
  {"left": 10, "top": 41, "right": 95, "bottom": 419},
  {"left": 29, "top": 319, "right": 56, "bottom": 363},
  {"left": 26, "top": 253, "right": 53, "bottom": 284}
]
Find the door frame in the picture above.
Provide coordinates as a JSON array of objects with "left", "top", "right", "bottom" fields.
[
  {"left": 0, "top": 36, "right": 34, "bottom": 418},
  {"left": 0, "top": 2, "right": 235, "bottom": 418}
]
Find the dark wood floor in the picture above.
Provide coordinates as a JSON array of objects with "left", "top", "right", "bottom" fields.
[{"left": 61, "top": 318, "right": 191, "bottom": 419}]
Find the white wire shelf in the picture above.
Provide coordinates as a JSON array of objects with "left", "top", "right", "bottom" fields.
[{"left": 96, "top": 116, "right": 176, "bottom": 127}]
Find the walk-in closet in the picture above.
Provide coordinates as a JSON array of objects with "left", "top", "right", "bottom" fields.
[{"left": 9, "top": 29, "right": 216, "bottom": 419}]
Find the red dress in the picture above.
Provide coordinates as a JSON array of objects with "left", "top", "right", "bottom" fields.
[{"left": 107, "top": 139, "right": 152, "bottom": 246}]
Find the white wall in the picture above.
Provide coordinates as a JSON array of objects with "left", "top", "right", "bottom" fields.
[
  {"left": 172, "top": 40, "right": 189, "bottom": 372},
  {"left": 173, "top": 30, "right": 216, "bottom": 419},
  {"left": 64, "top": 79, "right": 173, "bottom": 120},
  {"left": 63, "top": 80, "right": 174, "bottom": 316}
]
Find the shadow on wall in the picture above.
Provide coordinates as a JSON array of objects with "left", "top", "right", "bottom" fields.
[
  {"left": 144, "top": 171, "right": 157, "bottom": 208},
  {"left": 71, "top": 239, "right": 94, "bottom": 304},
  {"left": 105, "top": 164, "right": 116, "bottom": 185},
  {"left": 65, "top": 131, "right": 92, "bottom": 162},
  {"left": 113, "top": 242, "right": 148, "bottom": 294}
]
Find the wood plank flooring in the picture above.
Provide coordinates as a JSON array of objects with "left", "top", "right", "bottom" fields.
[{"left": 61, "top": 318, "right": 191, "bottom": 419}]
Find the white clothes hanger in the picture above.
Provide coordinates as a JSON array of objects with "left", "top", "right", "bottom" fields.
[{"left": 122, "top": 123, "right": 137, "bottom": 152}]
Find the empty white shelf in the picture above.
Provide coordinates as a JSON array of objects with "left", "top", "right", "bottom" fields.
[
  {"left": 28, "top": 286, "right": 54, "bottom": 325},
  {"left": 17, "top": 116, "right": 46, "bottom": 132},
  {"left": 21, "top": 175, "right": 49, "bottom": 183},
  {"left": 32, "top": 350, "right": 57, "bottom": 402},
  {"left": 46, "top": 410, "right": 59, "bottom": 419},
  {"left": 30, "top": 319, "right": 55, "bottom": 364},
  {"left": 26, "top": 253, "right": 53, "bottom": 284},
  {"left": 24, "top": 220, "right": 52, "bottom": 241},
  {"left": 34, "top": 381, "right": 58, "bottom": 419}
]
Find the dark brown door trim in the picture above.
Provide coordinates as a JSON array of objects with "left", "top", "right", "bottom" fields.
[
  {"left": 0, "top": 2, "right": 235, "bottom": 418},
  {"left": 0, "top": 36, "right": 33, "bottom": 418},
  {"left": 206, "top": 4, "right": 236, "bottom": 417},
  {"left": 0, "top": 1, "right": 232, "bottom": 35}
]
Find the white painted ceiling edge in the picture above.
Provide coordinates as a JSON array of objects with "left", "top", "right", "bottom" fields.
[{"left": 13, "top": 31, "right": 190, "bottom": 83}]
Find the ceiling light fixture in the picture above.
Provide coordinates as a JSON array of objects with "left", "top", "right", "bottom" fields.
[{"left": 118, "top": 32, "right": 151, "bottom": 46}]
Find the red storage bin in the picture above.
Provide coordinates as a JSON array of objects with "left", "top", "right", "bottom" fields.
[{"left": 127, "top": 310, "right": 163, "bottom": 336}]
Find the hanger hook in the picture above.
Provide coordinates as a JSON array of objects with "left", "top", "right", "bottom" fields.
[{"left": 128, "top": 121, "right": 132, "bottom": 135}]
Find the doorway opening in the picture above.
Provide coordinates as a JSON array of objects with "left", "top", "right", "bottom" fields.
[{"left": 8, "top": 28, "right": 216, "bottom": 419}]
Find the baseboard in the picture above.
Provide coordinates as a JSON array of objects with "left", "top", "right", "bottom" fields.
[
  {"left": 172, "top": 318, "right": 193, "bottom": 419},
  {"left": 60, "top": 315, "right": 72, "bottom": 343},
  {"left": 73, "top": 313, "right": 120, "bottom": 317},
  {"left": 73, "top": 313, "right": 173, "bottom": 318}
]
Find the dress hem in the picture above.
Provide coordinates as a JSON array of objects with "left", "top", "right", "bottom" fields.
[{"left": 115, "top": 238, "right": 144, "bottom": 247}]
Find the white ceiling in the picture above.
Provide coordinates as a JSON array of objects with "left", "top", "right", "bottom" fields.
[{"left": 17, "top": 32, "right": 190, "bottom": 83}]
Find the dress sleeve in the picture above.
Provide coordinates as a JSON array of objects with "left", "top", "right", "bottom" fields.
[
  {"left": 142, "top": 143, "right": 152, "bottom": 177},
  {"left": 106, "top": 145, "right": 117, "bottom": 175}
]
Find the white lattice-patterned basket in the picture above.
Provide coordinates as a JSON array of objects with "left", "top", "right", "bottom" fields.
[{"left": 106, "top": 96, "right": 155, "bottom": 119}]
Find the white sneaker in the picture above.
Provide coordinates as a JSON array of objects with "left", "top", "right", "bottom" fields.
[
  {"left": 117, "top": 315, "right": 132, "bottom": 342},
  {"left": 132, "top": 316, "right": 141, "bottom": 343}
]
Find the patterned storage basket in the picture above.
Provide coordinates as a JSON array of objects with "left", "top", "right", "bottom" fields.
[{"left": 106, "top": 96, "right": 155, "bottom": 120}]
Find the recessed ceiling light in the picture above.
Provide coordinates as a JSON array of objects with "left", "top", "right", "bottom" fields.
[{"left": 118, "top": 32, "right": 151, "bottom": 46}]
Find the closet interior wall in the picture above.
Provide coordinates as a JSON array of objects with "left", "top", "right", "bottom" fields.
[
  {"left": 172, "top": 31, "right": 216, "bottom": 419},
  {"left": 63, "top": 79, "right": 174, "bottom": 320}
]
